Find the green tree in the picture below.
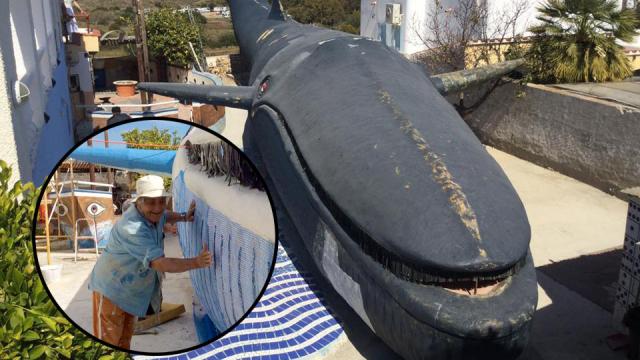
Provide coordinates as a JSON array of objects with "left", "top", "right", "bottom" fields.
[
  {"left": 145, "top": 8, "right": 202, "bottom": 67},
  {"left": 120, "top": 126, "right": 182, "bottom": 189},
  {"left": 120, "top": 126, "right": 182, "bottom": 150},
  {"left": 0, "top": 161, "right": 128, "bottom": 359},
  {"left": 527, "top": 0, "right": 639, "bottom": 83}
]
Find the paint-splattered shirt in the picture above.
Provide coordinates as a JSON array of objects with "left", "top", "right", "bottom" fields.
[{"left": 88, "top": 205, "right": 166, "bottom": 317}]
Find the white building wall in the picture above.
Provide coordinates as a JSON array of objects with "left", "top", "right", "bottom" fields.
[
  {"left": 486, "top": 0, "right": 541, "bottom": 37},
  {"left": 360, "top": 0, "right": 408, "bottom": 53},
  {"left": 360, "top": 0, "right": 461, "bottom": 55},
  {"left": 362, "top": 0, "right": 538, "bottom": 55},
  {"left": 0, "top": 1, "right": 24, "bottom": 186},
  {"left": 34, "top": 0, "right": 75, "bottom": 184},
  {"left": 404, "top": 0, "right": 430, "bottom": 55},
  {"left": 69, "top": 51, "right": 94, "bottom": 92},
  {"left": 362, "top": 0, "right": 640, "bottom": 55},
  {"left": 488, "top": 0, "right": 640, "bottom": 47},
  {"left": 44, "top": 0, "right": 61, "bottom": 69},
  {"left": 9, "top": 1, "right": 47, "bottom": 176},
  {"left": 31, "top": 0, "right": 54, "bottom": 89},
  {"left": 0, "top": 0, "right": 74, "bottom": 185}
]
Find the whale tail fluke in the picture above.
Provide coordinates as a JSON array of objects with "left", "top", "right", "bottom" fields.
[
  {"left": 431, "top": 59, "right": 525, "bottom": 96},
  {"left": 269, "top": 0, "right": 285, "bottom": 21}
]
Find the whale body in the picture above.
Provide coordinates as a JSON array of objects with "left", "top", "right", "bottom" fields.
[{"left": 139, "top": 1, "right": 537, "bottom": 358}]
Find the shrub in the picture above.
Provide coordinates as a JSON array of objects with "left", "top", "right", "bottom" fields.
[
  {"left": 0, "top": 161, "right": 128, "bottom": 359},
  {"left": 146, "top": 8, "right": 202, "bottom": 67},
  {"left": 527, "top": 0, "right": 639, "bottom": 83}
]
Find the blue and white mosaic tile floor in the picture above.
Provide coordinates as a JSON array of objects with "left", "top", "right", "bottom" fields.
[{"left": 139, "top": 246, "right": 346, "bottom": 360}]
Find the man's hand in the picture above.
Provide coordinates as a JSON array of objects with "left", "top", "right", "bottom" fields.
[
  {"left": 186, "top": 200, "right": 196, "bottom": 222},
  {"left": 194, "top": 243, "right": 212, "bottom": 268},
  {"left": 163, "top": 223, "right": 177, "bottom": 235},
  {"left": 167, "top": 200, "right": 196, "bottom": 223},
  {"left": 149, "top": 243, "right": 212, "bottom": 273}
]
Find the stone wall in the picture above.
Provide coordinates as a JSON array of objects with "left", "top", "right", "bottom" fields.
[{"left": 460, "top": 81, "right": 640, "bottom": 195}]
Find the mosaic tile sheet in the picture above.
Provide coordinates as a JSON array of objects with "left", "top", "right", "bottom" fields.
[
  {"left": 613, "top": 198, "right": 640, "bottom": 331},
  {"left": 173, "top": 171, "right": 275, "bottom": 332}
]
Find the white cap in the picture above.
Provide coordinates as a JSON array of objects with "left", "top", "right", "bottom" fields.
[{"left": 133, "top": 175, "right": 169, "bottom": 201}]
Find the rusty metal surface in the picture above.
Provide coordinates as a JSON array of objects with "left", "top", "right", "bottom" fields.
[{"left": 431, "top": 59, "right": 525, "bottom": 95}]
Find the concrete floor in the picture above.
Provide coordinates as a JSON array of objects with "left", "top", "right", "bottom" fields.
[
  {"left": 37, "top": 234, "right": 199, "bottom": 353},
  {"left": 220, "top": 99, "right": 630, "bottom": 360},
  {"left": 489, "top": 147, "right": 627, "bottom": 360}
]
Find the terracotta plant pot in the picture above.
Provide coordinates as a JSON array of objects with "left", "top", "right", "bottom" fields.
[{"left": 113, "top": 80, "right": 138, "bottom": 97}]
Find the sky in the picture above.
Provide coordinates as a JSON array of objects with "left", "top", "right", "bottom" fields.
[{"left": 80, "top": 120, "right": 191, "bottom": 149}]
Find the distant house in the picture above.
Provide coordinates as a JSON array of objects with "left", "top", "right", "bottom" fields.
[
  {"left": 360, "top": 0, "right": 541, "bottom": 55},
  {"left": 180, "top": 7, "right": 211, "bottom": 14},
  {"left": 360, "top": 0, "right": 426, "bottom": 55},
  {"left": 213, "top": 6, "right": 229, "bottom": 16}
]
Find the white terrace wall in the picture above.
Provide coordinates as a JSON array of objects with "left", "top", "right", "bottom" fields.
[{"left": 0, "top": 0, "right": 74, "bottom": 186}]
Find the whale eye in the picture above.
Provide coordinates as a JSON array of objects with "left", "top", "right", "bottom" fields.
[
  {"left": 87, "top": 202, "right": 106, "bottom": 216},
  {"left": 258, "top": 77, "right": 270, "bottom": 98}
]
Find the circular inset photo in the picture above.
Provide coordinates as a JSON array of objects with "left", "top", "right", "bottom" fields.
[{"left": 31, "top": 119, "right": 277, "bottom": 355}]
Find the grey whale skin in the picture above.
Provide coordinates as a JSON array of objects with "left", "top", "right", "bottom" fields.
[{"left": 139, "top": 0, "right": 537, "bottom": 358}]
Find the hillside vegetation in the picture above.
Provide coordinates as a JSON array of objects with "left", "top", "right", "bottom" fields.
[
  {"left": 282, "top": 0, "right": 360, "bottom": 34},
  {"left": 78, "top": 0, "right": 227, "bottom": 32},
  {"left": 79, "top": 0, "right": 360, "bottom": 34}
]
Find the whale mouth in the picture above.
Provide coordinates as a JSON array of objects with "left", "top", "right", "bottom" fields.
[
  {"left": 328, "top": 207, "right": 527, "bottom": 286},
  {"left": 441, "top": 277, "right": 507, "bottom": 296}
]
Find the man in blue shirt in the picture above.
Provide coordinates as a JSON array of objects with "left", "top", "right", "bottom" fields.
[{"left": 89, "top": 175, "right": 212, "bottom": 349}]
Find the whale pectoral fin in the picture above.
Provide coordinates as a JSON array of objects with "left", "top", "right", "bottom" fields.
[
  {"left": 137, "top": 83, "right": 256, "bottom": 110},
  {"left": 430, "top": 59, "right": 525, "bottom": 96},
  {"left": 269, "top": 0, "right": 286, "bottom": 21}
]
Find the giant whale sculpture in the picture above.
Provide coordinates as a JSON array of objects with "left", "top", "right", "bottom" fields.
[{"left": 139, "top": 0, "right": 538, "bottom": 358}]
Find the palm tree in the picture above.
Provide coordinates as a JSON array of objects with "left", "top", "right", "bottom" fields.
[{"left": 528, "top": 0, "right": 638, "bottom": 83}]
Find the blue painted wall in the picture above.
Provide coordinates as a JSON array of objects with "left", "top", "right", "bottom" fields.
[{"left": 33, "top": 48, "right": 75, "bottom": 185}]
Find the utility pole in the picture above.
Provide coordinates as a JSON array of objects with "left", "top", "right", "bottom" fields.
[
  {"left": 88, "top": 137, "right": 96, "bottom": 190},
  {"left": 105, "top": 130, "right": 114, "bottom": 184},
  {"left": 133, "top": 0, "right": 153, "bottom": 109}
]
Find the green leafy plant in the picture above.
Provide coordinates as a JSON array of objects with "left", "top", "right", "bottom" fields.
[
  {"left": 527, "top": 0, "right": 639, "bottom": 83},
  {"left": 120, "top": 126, "right": 182, "bottom": 150},
  {"left": 120, "top": 126, "right": 182, "bottom": 190},
  {"left": 145, "top": 8, "right": 203, "bottom": 67},
  {"left": 0, "top": 161, "right": 128, "bottom": 359}
]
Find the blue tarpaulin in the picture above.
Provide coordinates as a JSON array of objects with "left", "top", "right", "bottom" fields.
[{"left": 70, "top": 146, "right": 176, "bottom": 176}]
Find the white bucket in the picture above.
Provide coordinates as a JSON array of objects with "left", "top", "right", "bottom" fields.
[{"left": 40, "top": 264, "right": 63, "bottom": 284}]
